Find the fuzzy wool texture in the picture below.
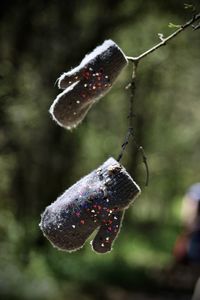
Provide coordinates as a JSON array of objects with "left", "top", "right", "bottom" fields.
[
  {"left": 49, "top": 40, "right": 128, "bottom": 129},
  {"left": 40, "top": 157, "right": 141, "bottom": 254}
]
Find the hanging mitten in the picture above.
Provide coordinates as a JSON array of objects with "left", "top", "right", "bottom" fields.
[
  {"left": 50, "top": 40, "right": 128, "bottom": 129},
  {"left": 40, "top": 157, "right": 140, "bottom": 253}
]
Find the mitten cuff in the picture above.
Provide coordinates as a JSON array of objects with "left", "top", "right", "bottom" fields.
[
  {"left": 97, "top": 157, "right": 141, "bottom": 209},
  {"left": 58, "top": 39, "right": 128, "bottom": 89}
]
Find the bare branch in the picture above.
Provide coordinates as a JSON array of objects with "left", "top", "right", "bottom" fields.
[
  {"left": 119, "top": 12, "right": 200, "bottom": 187},
  {"left": 192, "top": 23, "right": 200, "bottom": 30},
  {"left": 127, "top": 12, "right": 200, "bottom": 62},
  {"left": 138, "top": 146, "right": 149, "bottom": 187},
  {"left": 157, "top": 33, "right": 165, "bottom": 42}
]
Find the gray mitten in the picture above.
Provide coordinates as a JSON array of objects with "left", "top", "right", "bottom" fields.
[
  {"left": 50, "top": 40, "right": 128, "bottom": 129},
  {"left": 40, "top": 157, "right": 140, "bottom": 254}
]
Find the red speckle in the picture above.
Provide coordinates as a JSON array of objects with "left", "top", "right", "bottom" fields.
[
  {"left": 108, "top": 227, "right": 112, "bottom": 231},
  {"left": 80, "top": 220, "right": 85, "bottom": 225},
  {"left": 98, "top": 205, "right": 101, "bottom": 210},
  {"left": 81, "top": 92, "right": 86, "bottom": 98},
  {"left": 82, "top": 69, "right": 91, "bottom": 79}
]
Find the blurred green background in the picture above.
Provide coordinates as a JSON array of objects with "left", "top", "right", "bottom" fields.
[{"left": 0, "top": 1, "right": 200, "bottom": 299}]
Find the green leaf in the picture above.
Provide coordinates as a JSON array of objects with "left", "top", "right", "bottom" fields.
[
  {"left": 184, "top": 3, "right": 194, "bottom": 10},
  {"left": 168, "top": 22, "right": 182, "bottom": 28}
]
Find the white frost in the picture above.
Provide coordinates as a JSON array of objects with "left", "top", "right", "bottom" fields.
[
  {"left": 49, "top": 80, "right": 80, "bottom": 129},
  {"left": 57, "top": 39, "right": 127, "bottom": 84}
]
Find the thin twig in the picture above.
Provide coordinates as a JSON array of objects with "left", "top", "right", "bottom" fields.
[
  {"left": 117, "top": 61, "right": 149, "bottom": 186},
  {"left": 192, "top": 23, "right": 200, "bottom": 30},
  {"left": 126, "top": 12, "right": 200, "bottom": 62},
  {"left": 117, "top": 62, "right": 138, "bottom": 163},
  {"left": 138, "top": 146, "right": 149, "bottom": 187},
  {"left": 117, "top": 129, "right": 132, "bottom": 163},
  {"left": 118, "top": 12, "right": 200, "bottom": 187}
]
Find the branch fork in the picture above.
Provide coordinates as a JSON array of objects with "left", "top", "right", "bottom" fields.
[{"left": 118, "top": 11, "right": 200, "bottom": 187}]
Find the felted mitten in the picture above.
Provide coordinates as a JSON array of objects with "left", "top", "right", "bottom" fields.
[
  {"left": 40, "top": 157, "right": 140, "bottom": 254},
  {"left": 50, "top": 40, "right": 128, "bottom": 129}
]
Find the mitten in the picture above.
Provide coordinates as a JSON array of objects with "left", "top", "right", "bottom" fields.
[
  {"left": 50, "top": 40, "right": 128, "bottom": 129},
  {"left": 40, "top": 157, "right": 140, "bottom": 253}
]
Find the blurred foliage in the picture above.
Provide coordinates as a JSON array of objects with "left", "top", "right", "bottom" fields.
[{"left": 0, "top": 0, "right": 200, "bottom": 299}]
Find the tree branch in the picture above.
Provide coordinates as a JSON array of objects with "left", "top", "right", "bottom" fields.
[
  {"left": 118, "top": 12, "right": 200, "bottom": 187},
  {"left": 127, "top": 12, "right": 200, "bottom": 62}
]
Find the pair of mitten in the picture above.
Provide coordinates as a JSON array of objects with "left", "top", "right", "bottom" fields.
[{"left": 40, "top": 40, "right": 141, "bottom": 253}]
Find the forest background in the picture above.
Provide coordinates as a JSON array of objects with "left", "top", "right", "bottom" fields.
[{"left": 0, "top": 1, "right": 200, "bottom": 299}]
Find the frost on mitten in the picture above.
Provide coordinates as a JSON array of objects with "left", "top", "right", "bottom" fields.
[
  {"left": 49, "top": 40, "right": 128, "bottom": 129},
  {"left": 40, "top": 157, "right": 141, "bottom": 254}
]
